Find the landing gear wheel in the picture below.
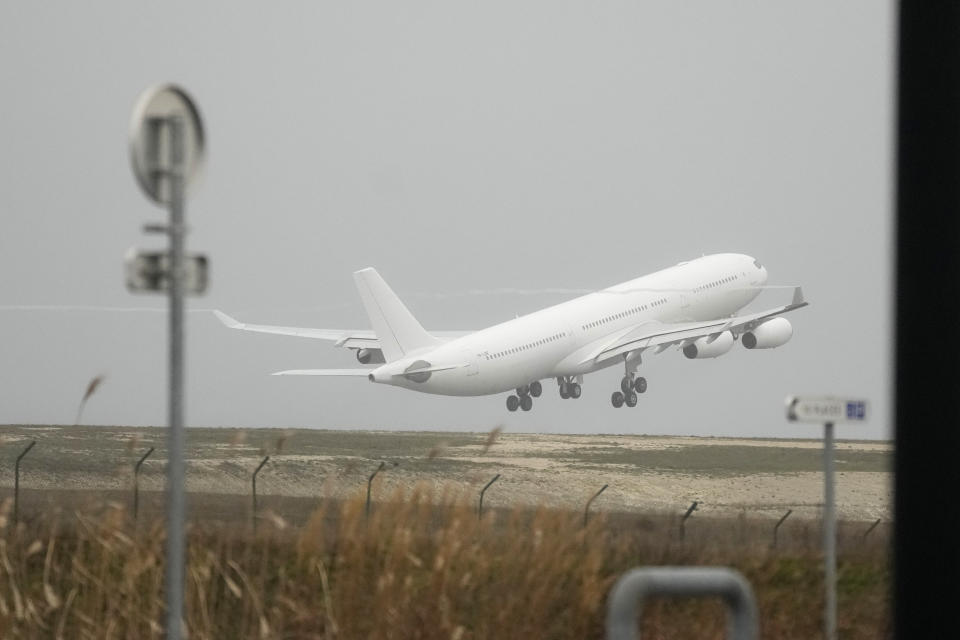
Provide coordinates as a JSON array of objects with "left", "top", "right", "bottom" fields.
[
  {"left": 634, "top": 377, "right": 647, "bottom": 394},
  {"left": 570, "top": 383, "right": 582, "bottom": 399},
  {"left": 620, "top": 377, "right": 633, "bottom": 394},
  {"left": 611, "top": 391, "right": 625, "bottom": 408},
  {"left": 530, "top": 381, "right": 542, "bottom": 398},
  {"left": 517, "top": 385, "right": 530, "bottom": 397},
  {"left": 625, "top": 391, "right": 638, "bottom": 407},
  {"left": 559, "top": 383, "right": 570, "bottom": 399},
  {"left": 506, "top": 395, "right": 519, "bottom": 412},
  {"left": 520, "top": 395, "right": 533, "bottom": 411}
]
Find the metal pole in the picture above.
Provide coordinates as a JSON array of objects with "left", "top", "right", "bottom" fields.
[
  {"left": 14, "top": 440, "right": 36, "bottom": 525},
  {"left": 478, "top": 473, "right": 501, "bottom": 520},
  {"left": 163, "top": 115, "right": 187, "bottom": 640},
  {"left": 584, "top": 484, "right": 608, "bottom": 527},
  {"left": 823, "top": 421, "right": 836, "bottom": 640},
  {"left": 680, "top": 501, "right": 698, "bottom": 541},
  {"left": 606, "top": 566, "right": 759, "bottom": 640},
  {"left": 133, "top": 447, "right": 155, "bottom": 522},
  {"left": 252, "top": 456, "right": 269, "bottom": 532},
  {"left": 863, "top": 518, "right": 881, "bottom": 541},
  {"left": 366, "top": 462, "right": 385, "bottom": 518},
  {"left": 773, "top": 509, "right": 793, "bottom": 549}
]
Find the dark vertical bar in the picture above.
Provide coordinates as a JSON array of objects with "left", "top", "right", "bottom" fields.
[
  {"left": 478, "top": 473, "right": 500, "bottom": 520},
  {"left": 773, "top": 509, "right": 792, "bottom": 549},
  {"left": 134, "top": 446, "right": 155, "bottom": 522},
  {"left": 584, "top": 484, "right": 608, "bottom": 527},
  {"left": 896, "top": 4, "right": 960, "bottom": 635},
  {"left": 680, "top": 501, "right": 697, "bottom": 542},
  {"left": 252, "top": 456, "right": 269, "bottom": 533},
  {"left": 823, "top": 422, "right": 836, "bottom": 640},
  {"left": 14, "top": 441, "right": 36, "bottom": 525},
  {"left": 366, "top": 462, "right": 385, "bottom": 518}
]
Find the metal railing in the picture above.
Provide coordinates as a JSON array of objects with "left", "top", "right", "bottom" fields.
[{"left": 606, "top": 567, "right": 758, "bottom": 640}]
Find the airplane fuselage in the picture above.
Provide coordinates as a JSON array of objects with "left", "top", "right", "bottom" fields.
[{"left": 368, "top": 253, "right": 768, "bottom": 396}]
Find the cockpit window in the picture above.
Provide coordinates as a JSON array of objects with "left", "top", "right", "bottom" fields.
[{"left": 753, "top": 259, "right": 763, "bottom": 269}]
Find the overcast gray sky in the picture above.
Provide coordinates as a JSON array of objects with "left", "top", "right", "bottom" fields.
[{"left": 0, "top": 2, "right": 892, "bottom": 439}]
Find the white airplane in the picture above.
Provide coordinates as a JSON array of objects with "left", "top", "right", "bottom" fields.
[{"left": 214, "top": 253, "right": 807, "bottom": 411}]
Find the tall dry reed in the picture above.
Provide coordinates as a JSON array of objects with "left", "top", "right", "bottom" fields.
[{"left": 0, "top": 490, "right": 890, "bottom": 639}]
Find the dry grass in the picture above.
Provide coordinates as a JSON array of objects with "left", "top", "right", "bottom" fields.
[{"left": 0, "top": 489, "right": 890, "bottom": 639}]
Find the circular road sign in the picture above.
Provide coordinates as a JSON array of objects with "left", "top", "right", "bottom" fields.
[{"left": 129, "top": 84, "right": 205, "bottom": 205}]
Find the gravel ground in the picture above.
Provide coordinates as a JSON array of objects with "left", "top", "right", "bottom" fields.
[{"left": 0, "top": 425, "right": 892, "bottom": 522}]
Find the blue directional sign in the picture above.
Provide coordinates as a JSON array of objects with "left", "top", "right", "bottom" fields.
[
  {"left": 786, "top": 396, "right": 868, "bottom": 423},
  {"left": 846, "top": 401, "right": 866, "bottom": 421}
]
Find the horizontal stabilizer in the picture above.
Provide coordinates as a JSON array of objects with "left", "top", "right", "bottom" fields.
[
  {"left": 392, "top": 362, "right": 468, "bottom": 379},
  {"left": 213, "top": 310, "right": 242, "bottom": 328},
  {"left": 213, "top": 310, "right": 471, "bottom": 350},
  {"left": 272, "top": 369, "right": 372, "bottom": 376},
  {"left": 213, "top": 309, "right": 367, "bottom": 341}
]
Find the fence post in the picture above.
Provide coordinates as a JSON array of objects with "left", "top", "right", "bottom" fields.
[
  {"left": 863, "top": 518, "right": 882, "bottom": 540},
  {"left": 606, "top": 567, "right": 759, "bottom": 640},
  {"left": 14, "top": 440, "right": 36, "bottom": 525},
  {"left": 133, "top": 446, "right": 155, "bottom": 522},
  {"left": 773, "top": 509, "right": 793, "bottom": 549},
  {"left": 584, "top": 484, "right": 609, "bottom": 527},
  {"left": 252, "top": 456, "right": 269, "bottom": 532},
  {"left": 679, "top": 501, "right": 698, "bottom": 541},
  {"left": 478, "top": 473, "right": 501, "bottom": 520},
  {"left": 366, "top": 462, "right": 386, "bottom": 518}
]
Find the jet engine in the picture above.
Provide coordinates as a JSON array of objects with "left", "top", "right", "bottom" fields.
[
  {"left": 356, "top": 348, "right": 386, "bottom": 364},
  {"left": 742, "top": 317, "right": 793, "bottom": 349},
  {"left": 683, "top": 331, "right": 734, "bottom": 359}
]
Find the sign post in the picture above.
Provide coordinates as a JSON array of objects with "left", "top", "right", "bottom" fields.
[
  {"left": 128, "top": 84, "right": 206, "bottom": 640},
  {"left": 786, "top": 396, "right": 867, "bottom": 640}
]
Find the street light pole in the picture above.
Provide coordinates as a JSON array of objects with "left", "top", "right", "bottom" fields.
[
  {"left": 129, "top": 85, "right": 206, "bottom": 640},
  {"left": 161, "top": 114, "right": 187, "bottom": 640}
]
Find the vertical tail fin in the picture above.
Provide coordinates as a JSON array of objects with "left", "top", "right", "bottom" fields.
[{"left": 352, "top": 268, "right": 439, "bottom": 362}]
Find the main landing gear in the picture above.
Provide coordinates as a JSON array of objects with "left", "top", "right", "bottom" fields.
[
  {"left": 611, "top": 376, "right": 646, "bottom": 408},
  {"left": 612, "top": 354, "right": 647, "bottom": 408},
  {"left": 506, "top": 380, "right": 542, "bottom": 412},
  {"left": 558, "top": 376, "right": 582, "bottom": 400}
]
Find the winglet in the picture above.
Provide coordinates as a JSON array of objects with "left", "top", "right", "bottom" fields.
[
  {"left": 791, "top": 287, "right": 804, "bottom": 306},
  {"left": 213, "top": 310, "right": 243, "bottom": 329}
]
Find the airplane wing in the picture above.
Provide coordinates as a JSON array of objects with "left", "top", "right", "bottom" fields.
[
  {"left": 583, "top": 286, "right": 809, "bottom": 366},
  {"left": 213, "top": 310, "right": 471, "bottom": 349},
  {"left": 272, "top": 369, "right": 372, "bottom": 376}
]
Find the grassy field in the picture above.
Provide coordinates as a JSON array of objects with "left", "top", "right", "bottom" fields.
[
  {"left": 0, "top": 425, "right": 891, "bottom": 637},
  {"left": 0, "top": 425, "right": 892, "bottom": 477},
  {"left": 0, "top": 489, "right": 890, "bottom": 639},
  {"left": 0, "top": 425, "right": 891, "bottom": 520}
]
